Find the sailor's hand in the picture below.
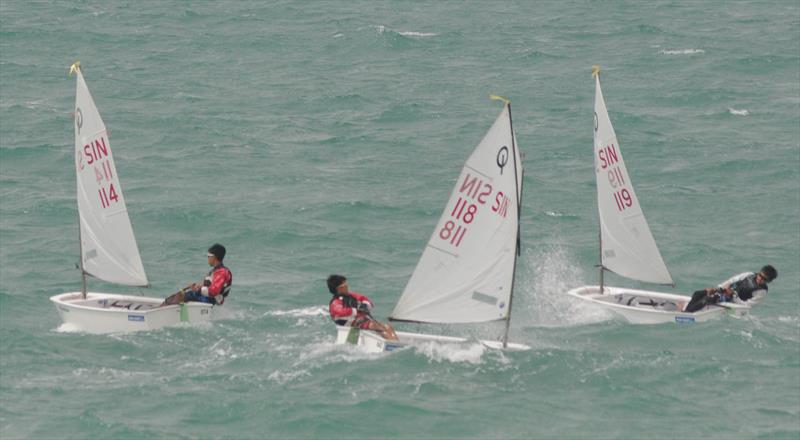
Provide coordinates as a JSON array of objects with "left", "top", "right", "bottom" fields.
[
  {"left": 191, "top": 283, "right": 201, "bottom": 292},
  {"left": 705, "top": 288, "right": 717, "bottom": 295},
  {"left": 356, "top": 301, "right": 372, "bottom": 312}
]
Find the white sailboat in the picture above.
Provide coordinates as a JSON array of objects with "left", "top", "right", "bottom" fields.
[
  {"left": 50, "top": 62, "right": 213, "bottom": 334},
  {"left": 336, "top": 98, "right": 531, "bottom": 352},
  {"left": 566, "top": 67, "right": 748, "bottom": 324}
]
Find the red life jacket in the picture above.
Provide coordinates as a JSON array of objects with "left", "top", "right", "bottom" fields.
[
  {"left": 328, "top": 291, "right": 373, "bottom": 327},
  {"left": 202, "top": 264, "right": 232, "bottom": 305}
]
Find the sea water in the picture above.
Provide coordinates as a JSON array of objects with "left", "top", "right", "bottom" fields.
[{"left": 1, "top": 1, "right": 798, "bottom": 439}]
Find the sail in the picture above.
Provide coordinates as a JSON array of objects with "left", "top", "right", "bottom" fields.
[
  {"left": 593, "top": 72, "right": 673, "bottom": 285},
  {"left": 73, "top": 67, "right": 148, "bottom": 286},
  {"left": 390, "top": 104, "right": 522, "bottom": 323}
]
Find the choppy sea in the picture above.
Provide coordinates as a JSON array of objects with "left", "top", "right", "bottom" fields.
[{"left": 1, "top": 1, "right": 798, "bottom": 439}]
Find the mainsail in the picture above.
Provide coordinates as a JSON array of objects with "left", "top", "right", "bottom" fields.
[
  {"left": 593, "top": 69, "right": 673, "bottom": 285},
  {"left": 390, "top": 103, "right": 522, "bottom": 323},
  {"left": 73, "top": 64, "right": 148, "bottom": 286}
]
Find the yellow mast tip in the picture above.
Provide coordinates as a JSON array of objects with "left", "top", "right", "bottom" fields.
[
  {"left": 490, "top": 94, "right": 510, "bottom": 105},
  {"left": 591, "top": 65, "right": 600, "bottom": 77},
  {"left": 69, "top": 61, "right": 81, "bottom": 76}
]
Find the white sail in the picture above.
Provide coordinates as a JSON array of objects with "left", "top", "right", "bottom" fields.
[
  {"left": 390, "top": 104, "right": 522, "bottom": 323},
  {"left": 74, "top": 67, "right": 148, "bottom": 286},
  {"left": 593, "top": 72, "right": 673, "bottom": 285}
]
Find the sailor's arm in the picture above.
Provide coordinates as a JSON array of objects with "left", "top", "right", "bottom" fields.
[
  {"left": 330, "top": 298, "right": 357, "bottom": 319},
  {"left": 718, "top": 272, "right": 751, "bottom": 290}
]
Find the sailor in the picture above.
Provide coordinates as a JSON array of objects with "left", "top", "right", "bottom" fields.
[
  {"left": 683, "top": 265, "right": 777, "bottom": 313},
  {"left": 326, "top": 274, "right": 398, "bottom": 340},
  {"left": 162, "top": 244, "right": 233, "bottom": 306}
]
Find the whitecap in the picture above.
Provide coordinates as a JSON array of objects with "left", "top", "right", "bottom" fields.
[
  {"left": 728, "top": 108, "right": 750, "bottom": 116},
  {"left": 660, "top": 48, "right": 705, "bottom": 55},
  {"left": 374, "top": 25, "right": 437, "bottom": 38},
  {"left": 268, "top": 369, "right": 312, "bottom": 385},
  {"left": 55, "top": 322, "right": 82, "bottom": 333},
  {"left": 397, "top": 31, "right": 438, "bottom": 37}
]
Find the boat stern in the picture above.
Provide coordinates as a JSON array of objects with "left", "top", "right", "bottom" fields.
[{"left": 334, "top": 325, "right": 405, "bottom": 353}]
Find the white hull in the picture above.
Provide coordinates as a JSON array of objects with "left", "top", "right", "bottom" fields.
[
  {"left": 567, "top": 286, "right": 749, "bottom": 324},
  {"left": 334, "top": 325, "right": 530, "bottom": 353},
  {"left": 50, "top": 292, "right": 214, "bottom": 334}
]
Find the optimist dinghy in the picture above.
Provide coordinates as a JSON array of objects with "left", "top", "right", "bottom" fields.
[
  {"left": 336, "top": 97, "right": 531, "bottom": 352},
  {"left": 50, "top": 62, "right": 213, "bottom": 334},
  {"left": 566, "top": 67, "right": 748, "bottom": 324}
]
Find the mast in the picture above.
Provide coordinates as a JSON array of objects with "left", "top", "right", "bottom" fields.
[
  {"left": 499, "top": 98, "right": 521, "bottom": 348},
  {"left": 598, "top": 225, "right": 604, "bottom": 294},
  {"left": 71, "top": 61, "right": 88, "bottom": 300},
  {"left": 78, "top": 210, "right": 87, "bottom": 299},
  {"left": 592, "top": 65, "right": 605, "bottom": 295}
]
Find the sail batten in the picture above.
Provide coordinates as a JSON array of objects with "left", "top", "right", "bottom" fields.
[
  {"left": 390, "top": 105, "right": 522, "bottom": 324},
  {"left": 593, "top": 73, "right": 673, "bottom": 286},
  {"left": 74, "top": 67, "right": 148, "bottom": 287}
]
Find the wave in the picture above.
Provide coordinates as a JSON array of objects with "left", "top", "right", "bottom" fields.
[
  {"left": 263, "top": 306, "right": 327, "bottom": 318},
  {"left": 543, "top": 210, "right": 579, "bottom": 220},
  {"left": 411, "top": 341, "right": 490, "bottom": 364},
  {"left": 263, "top": 306, "right": 329, "bottom": 328},
  {"left": 376, "top": 25, "right": 438, "bottom": 38}
]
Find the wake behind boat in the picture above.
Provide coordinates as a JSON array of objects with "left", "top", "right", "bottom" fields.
[
  {"left": 566, "top": 67, "right": 748, "bottom": 324},
  {"left": 335, "top": 97, "right": 531, "bottom": 353},
  {"left": 50, "top": 62, "right": 213, "bottom": 334}
]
